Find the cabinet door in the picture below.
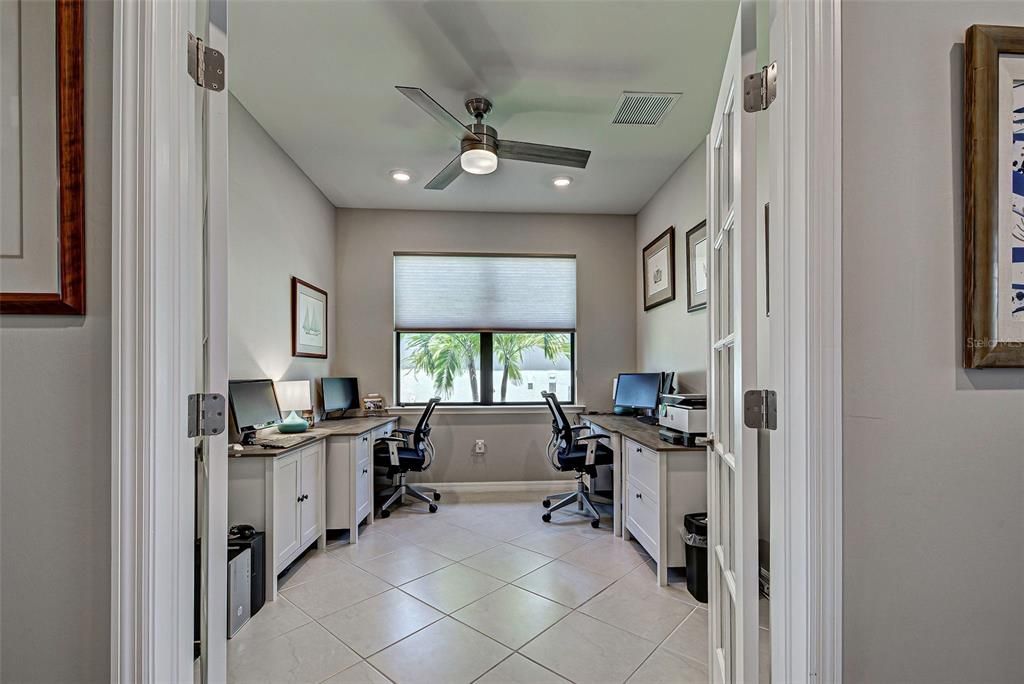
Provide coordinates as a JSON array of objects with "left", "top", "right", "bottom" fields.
[
  {"left": 273, "top": 454, "right": 301, "bottom": 569},
  {"left": 356, "top": 432, "right": 373, "bottom": 522},
  {"left": 299, "top": 445, "right": 321, "bottom": 545}
]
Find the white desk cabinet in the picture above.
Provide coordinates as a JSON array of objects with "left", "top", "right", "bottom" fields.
[
  {"left": 622, "top": 437, "right": 707, "bottom": 586},
  {"left": 228, "top": 440, "right": 326, "bottom": 601},
  {"left": 325, "top": 419, "right": 397, "bottom": 543}
]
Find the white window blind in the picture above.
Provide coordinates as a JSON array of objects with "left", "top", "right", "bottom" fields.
[{"left": 394, "top": 254, "right": 576, "bottom": 331}]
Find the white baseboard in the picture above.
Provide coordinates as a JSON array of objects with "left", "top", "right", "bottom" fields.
[{"left": 419, "top": 480, "right": 575, "bottom": 495}]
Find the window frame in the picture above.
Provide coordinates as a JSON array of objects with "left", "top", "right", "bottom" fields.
[{"left": 395, "top": 331, "right": 576, "bottom": 407}]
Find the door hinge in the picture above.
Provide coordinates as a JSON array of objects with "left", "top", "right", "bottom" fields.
[
  {"left": 743, "top": 389, "right": 777, "bottom": 430},
  {"left": 187, "top": 32, "right": 225, "bottom": 92},
  {"left": 743, "top": 61, "right": 777, "bottom": 113},
  {"left": 188, "top": 393, "right": 226, "bottom": 438}
]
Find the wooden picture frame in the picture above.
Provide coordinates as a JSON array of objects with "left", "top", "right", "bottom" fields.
[
  {"left": 685, "top": 221, "right": 709, "bottom": 312},
  {"left": 291, "top": 277, "right": 328, "bottom": 359},
  {"left": 0, "top": 0, "right": 85, "bottom": 315},
  {"left": 642, "top": 226, "right": 676, "bottom": 310},
  {"left": 963, "top": 24, "right": 1024, "bottom": 367}
]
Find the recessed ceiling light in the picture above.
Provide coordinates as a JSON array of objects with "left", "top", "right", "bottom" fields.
[
  {"left": 552, "top": 176, "right": 573, "bottom": 187},
  {"left": 390, "top": 170, "right": 412, "bottom": 183}
]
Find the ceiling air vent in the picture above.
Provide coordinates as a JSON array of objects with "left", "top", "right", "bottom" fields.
[{"left": 610, "top": 91, "right": 682, "bottom": 127}]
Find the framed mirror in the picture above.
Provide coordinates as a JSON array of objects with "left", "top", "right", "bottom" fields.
[{"left": 0, "top": 0, "right": 84, "bottom": 315}]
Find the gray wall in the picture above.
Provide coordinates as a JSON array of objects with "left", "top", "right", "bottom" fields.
[
  {"left": 635, "top": 143, "right": 709, "bottom": 393},
  {"left": 0, "top": 1, "right": 112, "bottom": 680},
  {"left": 843, "top": 2, "right": 1024, "bottom": 682},
  {"left": 229, "top": 95, "right": 336, "bottom": 405},
  {"left": 334, "top": 208, "right": 636, "bottom": 482}
]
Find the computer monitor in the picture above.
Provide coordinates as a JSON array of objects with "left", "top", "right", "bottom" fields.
[
  {"left": 614, "top": 372, "right": 661, "bottom": 411},
  {"left": 321, "top": 377, "right": 359, "bottom": 418},
  {"left": 229, "top": 379, "right": 281, "bottom": 443}
]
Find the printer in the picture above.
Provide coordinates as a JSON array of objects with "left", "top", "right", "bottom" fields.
[{"left": 658, "top": 394, "right": 708, "bottom": 447}]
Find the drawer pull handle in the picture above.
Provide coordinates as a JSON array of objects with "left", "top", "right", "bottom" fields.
[
  {"left": 635, "top": 492, "right": 642, "bottom": 499},
  {"left": 297, "top": 494, "right": 309, "bottom": 502},
  {"left": 362, "top": 468, "right": 368, "bottom": 474}
]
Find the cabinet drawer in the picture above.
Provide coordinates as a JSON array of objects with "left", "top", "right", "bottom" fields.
[
  {"left": 625, "top": 439, "right": 659, "bottom": 498},
  {"left": 626, "top": 479, "right": 660, "bottom": 558}
]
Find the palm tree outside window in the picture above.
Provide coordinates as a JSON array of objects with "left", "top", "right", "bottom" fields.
[{"left": 397, "top": 332, "right": 573, "bottom": 405}]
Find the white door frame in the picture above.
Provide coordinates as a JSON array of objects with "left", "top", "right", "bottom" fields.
[
  {"left": 768, "top": 0, "right": 843, "bottom": 682},
  {"left": 111, "top": 0, "right": 228, "bottom": 681}
]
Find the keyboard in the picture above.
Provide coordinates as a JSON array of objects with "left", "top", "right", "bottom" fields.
[
  {"left": 636, "top": 415, "right": 660, "bottom": 426},
  {"left": 254, "top": 434, "right": 313, "bottom": 449}
]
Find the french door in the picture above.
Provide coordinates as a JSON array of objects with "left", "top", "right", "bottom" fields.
[{"left": 706, "top": 1, "right": 760, "bottom": 682}]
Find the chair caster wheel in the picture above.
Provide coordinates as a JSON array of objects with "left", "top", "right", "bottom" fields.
[
  {"left": 542, "top": 513, "right": 551, "bottom": 523},
  {"left": 542, "top": 499, "right": 551, "bottom": 509},
  {"left": 379, "top": 509, "right": 391, "bottom": 519},
  {"left": 429, "top": 504, "right": 438, "bottom": 513},
  {"left": 591, "top": 519, "right": 601, "bottom": 529},
  {"left": 433, "top": 492, "right": 441, "bottom": 501}
]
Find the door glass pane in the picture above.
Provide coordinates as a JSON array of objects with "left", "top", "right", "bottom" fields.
[
  {"left": 491, "top": 332, "right": 572, "bottom": 403},
  {"left": 399, "top": 332, "right": 482, "bottom": 403}
]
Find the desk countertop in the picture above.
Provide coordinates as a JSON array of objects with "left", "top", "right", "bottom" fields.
[
  {"left": 228, "top": 415, "right": 400, "bottom": 458},
  {"left": 580, "top": 413, "right": 702, "bottom": 453}
]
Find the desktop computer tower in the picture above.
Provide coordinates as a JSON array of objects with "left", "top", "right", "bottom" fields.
[
  {"left": 228, "top": 531, "right": 266, "bottom": 616},
  {"left": 227, "top": 546, "right": 251, "bottom": 637}
]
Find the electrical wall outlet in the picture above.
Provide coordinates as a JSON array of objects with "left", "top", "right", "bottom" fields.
[{"left": 473, "top": 439, "right": 487, "bottom": 455}]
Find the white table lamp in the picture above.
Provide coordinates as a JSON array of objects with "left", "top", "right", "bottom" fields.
[{"left": 275, "top": 380, "right": 312, "bottom": 433}]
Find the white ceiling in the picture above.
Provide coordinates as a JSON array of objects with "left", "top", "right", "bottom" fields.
[{"left": 229, "top": 0, "right": 736, "bottom": 215}]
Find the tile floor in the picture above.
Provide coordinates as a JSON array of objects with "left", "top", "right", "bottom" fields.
[{"left": 227, "top": 490, "right": 769, "bottom": 684}]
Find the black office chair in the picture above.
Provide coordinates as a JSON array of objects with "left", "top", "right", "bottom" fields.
[
  {"left": 540, "top": 391, "right": 613, "bottom": 528},
  {"left": 374, "top": 397, "right": 441, "bottom": 517}
]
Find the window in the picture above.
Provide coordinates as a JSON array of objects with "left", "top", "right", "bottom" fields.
[{"left": 394, "top": 254, "right": 576, "bottom": 405}]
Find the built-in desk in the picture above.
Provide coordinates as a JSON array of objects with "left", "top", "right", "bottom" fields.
[
  {"left": 579, "top": 413, "right": 705, "bottom": 585},
  {"left": 227, "top": 414, "right": 399, "bottom": 601}
]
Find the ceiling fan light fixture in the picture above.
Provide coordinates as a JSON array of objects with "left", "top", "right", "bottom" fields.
[
  {"left": 552, "top": 176, "right": 573, "bottom": 188},
  {"left": 390, "top": 169, "right": 412, "bottom": 183},
  {"left": 460, "top": 148, "right": 498, "bottom": 175}
]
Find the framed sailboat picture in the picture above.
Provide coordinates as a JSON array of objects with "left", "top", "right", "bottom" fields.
[{"left": 291, "top": 277, "right": 328, "bottom": 359}]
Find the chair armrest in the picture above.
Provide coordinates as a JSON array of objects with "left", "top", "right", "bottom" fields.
[
  {"left": 375, "top": 436, "right": 404, "bottom": 466},
  {"left": 393, "top": 428, "right": 415, "bottom": 435},
  {"left": 375, "top": 436, "right": 408, "bottom": 443},
  {"left": 574, "top": 433, "right": 606, "bottom": 466},
  {"left": 570, "top": 425, "right": 590, "bottom": 432},
  {"left": 574, "top": 434, "right": 604, "bottom": 441}
]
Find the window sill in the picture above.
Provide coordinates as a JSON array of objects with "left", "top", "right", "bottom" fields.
[{"left": 387, "top": 404, "right": 585, "bottom": 416}]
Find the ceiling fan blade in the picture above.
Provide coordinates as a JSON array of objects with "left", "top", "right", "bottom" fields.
[
  {"left": 497, "top": 140, "right": 591, "bottom": 169},
  {"left": 396, "top": 86, "right": 480, "bottom": 142},
  {"left": 424, "top": 154, "right": 464, "bottom": 190}
]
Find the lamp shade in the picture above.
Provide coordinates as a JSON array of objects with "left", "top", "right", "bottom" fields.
[{"left": 275, "top": 380, "right": 312, "bottom": 413}]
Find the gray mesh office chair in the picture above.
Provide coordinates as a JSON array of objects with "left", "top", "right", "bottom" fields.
[
  {"left": 541, "top": 391, "right": 613, "bottom": 528},
  {"left": 373, "top": 397, "right": 441, "bottom": 517}
]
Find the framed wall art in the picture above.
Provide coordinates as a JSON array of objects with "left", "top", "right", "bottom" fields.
[
  {"left": 291, "top": 277, "right": 328, "bottom": 359},
  {"left": 964, "top": 24, "right": 1024, "bottom": 367},
  {"left": 0, "top": 0, "right": 85, "bottom": 315},
  {"left": 685, "top": 221, "right": 709, "bottom": 312},
  {"left": 643, "top": 226, "right": 676, "bottom": 310}
]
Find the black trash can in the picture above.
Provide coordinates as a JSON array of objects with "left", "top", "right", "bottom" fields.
[{"left": 682, "top": 513, "right": 708, "bottom": 603}]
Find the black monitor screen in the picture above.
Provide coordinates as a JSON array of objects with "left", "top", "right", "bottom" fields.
[
  {"left": 614, "top": 373, "right": 661, "bottom": 409},
  {"left": 322, "top": 377, "right": 359, "bottom": 414},
  {"left": 229, "top": 379, "right": 281, "bottom": 431}
]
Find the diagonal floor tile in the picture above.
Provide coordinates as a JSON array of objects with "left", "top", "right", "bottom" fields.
[
  {"left": 322, "top": 661, "right": 391, "bottom": 684},
  {"left": 661, "top": 608, "right": 709, "bottom": 665},
  {"left": 452, "top": 584, "right": 569, "bottom": 649},
  {"left": 617, "top": 560, "right": 702, "bottom": 606},
  {"left": 627, "top": 647, "right": 707, "bottom": 684},
  {"left": 520, "top": 612, "right": 656, "bottom": 684},
  {"left": 507, "top": 529, "right": 592, "bottom": 558},
  {"left": 368, "top": 617, "right": 511, "bottom": 684},
  {"left": 461, "top": 543, "right": 552, "bottom": 582},
  {"left": 579, "top": 578, "right": 696, "bottom": 643},
  {"left": 278, "top": 550, "right": 349, "bottom": 590},
  {"left": 352, "top": 546, "right": 452, "bottom": 586},
  {"left": 399, "top": 563, "right": 505, "bottom": 613},
  {"left": 330, "top": 530, "right": 406, "bottom": 565},
  {"left": 559, "top": 537, "right": 648, "bottom": 580},
  {"left": 227, "top": 622, "right": 360, "bottom": 684},
  {"left": 414, "top": 526, "right": 500, "bottom": 561},
  {"left": 512, "top": 559, "right": 614, "bottom": 608},
  {"left": 318, "top": 588, "right": 443, "bottom": 657},
  {"left": 280, "top": 562, "right": 390, "bottom": 619},
  {"left": 229, "top": 595, "right": 311, "bottom": 645},
  {"left": 476, "top": 654, "right": 569, "bottom": 684}
]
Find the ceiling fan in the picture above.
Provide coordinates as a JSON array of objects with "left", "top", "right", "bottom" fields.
[{"left": 396, "top": 86, "right": 591, "bottom": 190}]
